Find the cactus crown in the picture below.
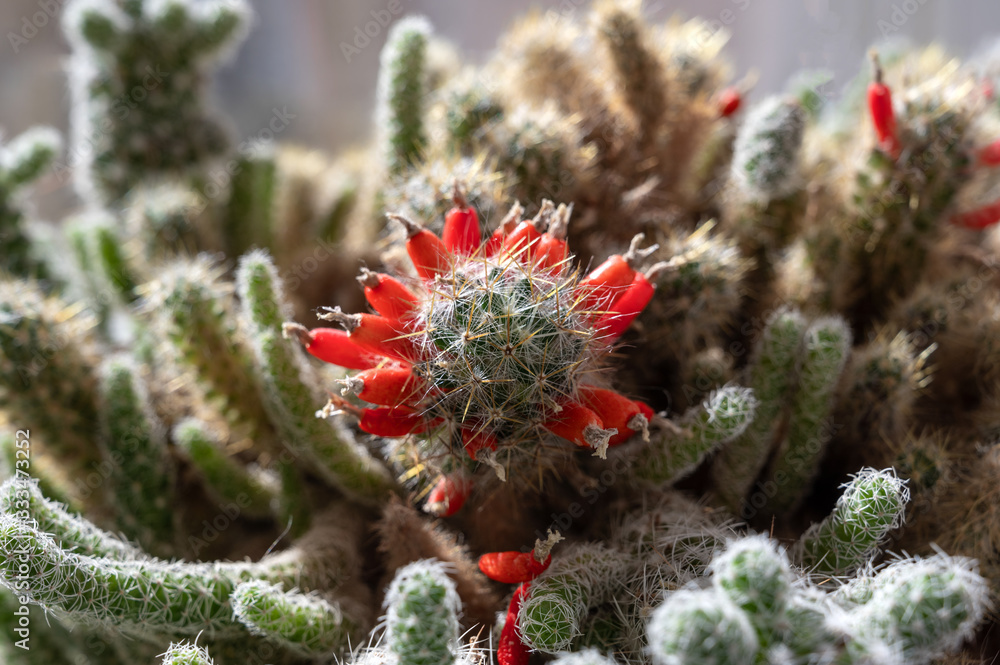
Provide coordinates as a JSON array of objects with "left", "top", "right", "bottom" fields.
[{"left": 298, "top": 195, "right": 660, "bottom": 489}]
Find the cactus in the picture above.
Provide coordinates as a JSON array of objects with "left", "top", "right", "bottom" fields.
[
  {"left": 647, "top": 588, "right": 760, "bottom": 665},
  {"left": 97, "top": 354, "right": 177, "bottom": 555},
  {"left": 63, "top": 0, "right": 250, "bottom": 203},
  {"left": 284, "top": 200, "right": 678, "bottom": 512},
  {"left": 762, "top": 315, "right": 852, "bottom": 514},
  {"left": 518, "top": 543, "right": 629, "bottom": 653},
  {"left": 237, "top": 250, "right": 398, "bottom": 505},
  {"left": 633, "top": 385, "right": 757, "bottom": 486},
  {"left": 231, "top": 581, "right": 358, "bottom": 658},
  {"left": 160, "top": 642, "right": 215, "bottom": 665},
  {"left": 796, "top": 468, "right": 910, "bottom": 577},
  {"left": 172, "top": 419, "right": 276, "bottom": 519},
  {"left": 3, "top": 3, "right": 1000, "bottom": 664},
  {"left": 645, "top": 536, "right": 990, "bottom": 665},
  {"left": 383, "top": 560, "right": 462, "bottom": 665},
  {"left": 712, "top": 307, "right": 805, "bottom": 512},
  {"left": 0, "top": 127, "right": 61, "bottom": 280},
  {"left": 377, "top": 17, "right": 432, "bottom": 175},
  {"left": 730, "top": 97, "right": 806, "bottom": 203}
]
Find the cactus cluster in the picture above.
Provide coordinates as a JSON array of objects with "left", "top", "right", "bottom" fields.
[{"left": 2, "top": 0, "right": 1000, "bottom": 663}]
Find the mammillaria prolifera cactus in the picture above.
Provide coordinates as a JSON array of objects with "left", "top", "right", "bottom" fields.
[{"left": 285, "top": 188, "right": 662, "bottom": 515}]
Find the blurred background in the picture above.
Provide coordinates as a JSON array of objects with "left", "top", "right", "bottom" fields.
[{"left": 3, "top": 0, "right": 1000, "bottom": 217}]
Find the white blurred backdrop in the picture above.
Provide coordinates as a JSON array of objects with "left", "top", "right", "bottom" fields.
[{"left": 2, "top": 0, "right": 999, "bottom": 216}]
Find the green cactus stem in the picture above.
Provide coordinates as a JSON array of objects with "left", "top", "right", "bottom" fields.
[
  {"left": 236, "top": 250, "right": 397, "bottom": 505},
  {"left": 376, "top": 16, "right": 431, "bottom": 174},
  {"left": 97, "top": 354, "right": 177, "bottom": 555},
  {"left": 63, "top": 0, "right": 250, "bottom": 202},
  {"left": 0, "top": 127, "right": 61, "bottom": 279},
  {"left": 231, "top": 581, "right": 359, "bottom": 658},
  {"left": 383, "top": 560, "right": 462, "bottom": 665},
  {"left": 795, "top": 467, "right": 909, "bottom": 577},
  {"left": 712, "top": 307, "right": 805, "bottom": 511},
  {"left": 633, "top": 385, "right": 758, "bottom": 486}
]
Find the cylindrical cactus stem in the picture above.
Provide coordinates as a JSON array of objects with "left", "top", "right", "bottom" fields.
[
  {"left": 94, "top": 223, "right": 140, "bottom": 302},
  {"left": 0, "top": 506, "right": 362, "bottom": 638},
  {"left": 730, "top": 96, "right": 807, "bottom": 202},
  {"left": 62, "top": 0, "right": 250, "bottom": 203},
  {"left": 518, "top": 543, "right": 630, "bottom": 653},
  {"left": 172, "top": 419, "right": 277, "bottom": 520},
  {"left": 0, "top": 514, "right": 243, "bottom": 638},
  {"left": 852, "top": 554, "right": 990, "bottom": 663},
  {"left": 235, "top": 250, "right": 397, "bottom": 505},
  {"left": 712, "top": 307, "right": 805, "bottom": 512},
  {"left": 832, "top": 331, "right": 927, "bottom": 463},
  {"left": 0, "top": 281, "right": 104, "bottom": 500},
  {"left": 144, "top": 256, "right": 275, "bottom": 447},
  {"left": 376, "top": 16, "right": 431, "bottom": 174},
  {"left": 633, "top": 386, "right": 758, "bottom": 486},
  {"left": 763, "top": 316, "right": 852, "bottom": 515},
  {"left": 384, "top": 560, "right": 462, "bottom": 665},
  {"left": 97, "top": 354, "right": 177, "bottom": 556},
  {"left": 160, "top": 642, "right": 216, "bottom": 665},
  {"left": 710, "top": 535, "right": 793, "bottom": 638},
  {"left": 0, "top": 478, "right": 144, "bottom": 560},
  {"left": 0, "top": 127, "right": 61, "bottom": 279},
  {"left": 224, "top": 149, "right": 277, "bottom": 258},
  {"left": 795, "top": 467, "right": 910, "bottom": 578},
  {"left": 646, "top": 588, "right": 760, "bottom": 665},
  {"left": 231, "top": 581, "right": 359, "bottom": 658},
  {"left": 592, "top": 0, "right": 666, "bottom": 136}
]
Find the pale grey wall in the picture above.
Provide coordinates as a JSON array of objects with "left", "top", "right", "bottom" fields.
[{"left": 2, "top": 0, "right": 999, "bottom": 214}]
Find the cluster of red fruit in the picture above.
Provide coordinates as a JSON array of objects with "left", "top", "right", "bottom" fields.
[
  {"left": 285, "top": 188, "right": 663, "bottom": 515},
  {"left": 867, "top": 50, "right": 1000, "bottom": 230}
]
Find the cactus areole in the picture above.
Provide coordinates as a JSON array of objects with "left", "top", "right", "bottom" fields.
[{"left": 286, "top": 195, "right": 657, "bottom": 500}]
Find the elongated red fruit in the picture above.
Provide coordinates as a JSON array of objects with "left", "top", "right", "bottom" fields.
[
  {"left": 977, "top": 138, "right": 1000, "bottom": 167},
  {"left": 283, "top": 324, "right": 382, "bottom": 370},
  {"left": 479, "top": 550, "right": 552, "bottom": 584},
  {"left": 425, "top": 474, "right": 472, "bottom": 517},
  {"left": 579, "top": 386, "right": 650, "bottom": 446},
  {"left": 576, "top": 254, "right": 636, "bottom": 313},
  {"left": 358, "top": 407, "right": 427, "bottom": 436},
  {"left": 542, "top": 399, "right": 615, "bottom": 457},
  {"left": 502, "top": 220, "right": 543, "bottom": 262},
  {"left": 533, "top": 203, "right": 571, "bottom": 271},
  {"left": 868, "top": 52, "right": 899, "bottom": 158},
  {"left": 358, "top": 269, "right": 419, "bottom": 320},
  {"left": 485, "top": 202, "right": 523, "bottom": 257},
  {"left": 952, "top": 200, "right": 1000, "bottom": 230},
  {"left": 595, "top": 271, "right": 655, "bottom": 342},
  {"left": 320, "top": 309, "right": 417, "bottom": 363},
  {"left": 498, "top": 583, "right": 532, "bottom": 665},
  {"left": 461, "top": 426, "right": 498, "bottom": 460},
  {"left": 390, "top": 214, "right": 452, "bottom": 280},
  {"left": 442, "top": 186, "right": 481, "bottom": 255},
  {"left": 719, "top": 86, "right": 742, "bottom": 117},
  {"left": 345, "top": 366, "right": 424, "bottom": 406}
]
